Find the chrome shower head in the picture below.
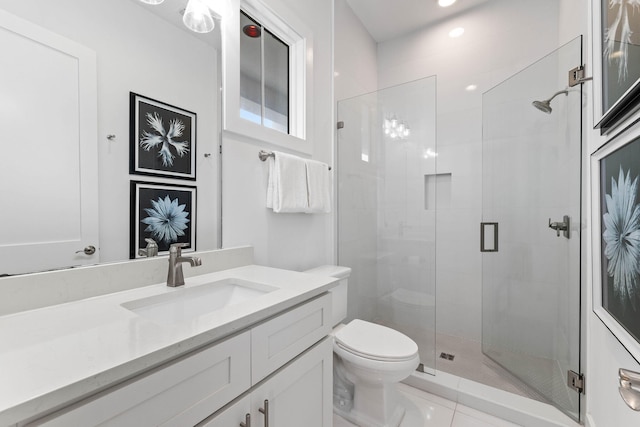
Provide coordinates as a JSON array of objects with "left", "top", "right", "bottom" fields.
[
  {"left": 532, "top": 89, "right": 568, "bottom": 114},
  {"left": 532, "top": 100, "right": 552, "bottom": 114}
]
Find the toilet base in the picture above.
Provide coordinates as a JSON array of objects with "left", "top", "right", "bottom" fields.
[
  {"left": 334, "top": 403, "right": 405, "bottom": 427},
  {"left": 333, "top": 382, "right": 406, "bottom": 427}
]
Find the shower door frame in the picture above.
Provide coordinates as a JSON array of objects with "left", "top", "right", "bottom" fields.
[{"left": 480, "top": 36, "right": 584, "bottom": 423}]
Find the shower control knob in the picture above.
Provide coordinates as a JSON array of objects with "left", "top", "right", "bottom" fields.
[{"left": 548, "top": 216, "right": 570, "bottom": 239}]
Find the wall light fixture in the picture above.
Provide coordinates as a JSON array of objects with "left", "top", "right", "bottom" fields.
[
  {"left": 139, "top": 0, "right": 215, "bottom": 34},
  {"left": 183, "top": 0, "right": 215, "bottom": 33},
  {"left": 438, "top": 0, "right": 456, "bottom": 7}
]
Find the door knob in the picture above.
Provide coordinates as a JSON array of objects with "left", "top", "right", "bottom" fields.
[
  {"left": 619, "top": 368, "right": 640, "bottom": 410},
  {"left": 75, "top": 245, "right": 96, "bottom": 255}
]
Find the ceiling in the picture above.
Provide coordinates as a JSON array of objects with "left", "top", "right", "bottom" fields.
[
  {"left": 345, "top": 0, "right": 490, "bottom": 42},
  {"left": 131, "top": 0, "right": 221, "bottom": 47}
]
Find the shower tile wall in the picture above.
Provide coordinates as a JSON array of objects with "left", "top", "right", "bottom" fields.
[{"left": 376, "top": 0, "right": 563, "bottom": 343}]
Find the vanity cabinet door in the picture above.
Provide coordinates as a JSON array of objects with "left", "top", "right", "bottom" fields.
[
  {"left": 251, "top": 337, "right": 333, "bottom": 427},
  {"left": 27, "top": 332, "right": 251, "bottom": 427},
  {"left": 251, "top": 293, "right": 331, "bottom": 384},
  {"left": 197, "top": 395, "right": 251, "bottom": 427}
]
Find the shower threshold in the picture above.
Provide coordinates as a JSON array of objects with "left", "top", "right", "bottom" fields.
[{"left": 404, "top": 369, "right": 579, "bottom": 427}]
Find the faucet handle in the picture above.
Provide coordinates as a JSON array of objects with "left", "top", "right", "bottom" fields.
[{"left": 169, "top": 242, "right": 189, "bottom": 255}]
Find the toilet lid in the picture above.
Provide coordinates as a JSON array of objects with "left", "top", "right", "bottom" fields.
[{"left": 334, "top": 319, "right": 418, "bottom": 362}]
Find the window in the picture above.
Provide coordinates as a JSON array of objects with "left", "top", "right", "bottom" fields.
[
  {"left": 223, "top": 0, "right": 313, "bottom": 153},
  {"left": 240, "top": 11, "right": 289, "bottom": 134}
]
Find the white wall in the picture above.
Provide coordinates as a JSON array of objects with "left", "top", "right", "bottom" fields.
[
  {"left": 0, "top": 0, "right": 221, "bottom": 263},
  {"left": 221, "top": 0, "right": 334, "bottom": 271},
  {"left": 333, "top": 0, "right": 378, "bottom": 101}
]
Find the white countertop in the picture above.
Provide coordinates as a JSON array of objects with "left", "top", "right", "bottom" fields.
[{"left": 0, "top": 265, "right": 337, "bottom": 426}]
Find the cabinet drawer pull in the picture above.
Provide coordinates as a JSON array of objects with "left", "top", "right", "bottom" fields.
[
  {"left": 240, "top": 413, "right": 251, "bottom": 427},
  {"left": 259, "top": 400, "right": 269, "bottom": 427}
]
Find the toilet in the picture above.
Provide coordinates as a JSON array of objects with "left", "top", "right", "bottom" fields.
[{"left": 305, "top": 265, "right": 420, "bottom": 427}]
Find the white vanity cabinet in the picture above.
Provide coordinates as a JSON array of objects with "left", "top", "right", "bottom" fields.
[
  {"left": 27, "top": 331, "right": 252, "bottom": 427},
  {"left": 24, "top": 292, "right": 332, "bottom": 427},
  {"left": 201, "top": 337, "right": 332, "bottom": 427}
]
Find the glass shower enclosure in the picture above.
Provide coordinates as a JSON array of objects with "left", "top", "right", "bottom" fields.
[
  {"left": 337, "top": 77, "right": 438, "bottom": 373},
  {"left": 336, "top": 36, "right": 583, "bottom": 423},
  {"left": 481, "top": 36, "right": 583, "bottom": 421}
]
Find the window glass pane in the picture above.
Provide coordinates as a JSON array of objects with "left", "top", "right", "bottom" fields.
[
  {"left": 240, "top": 11, "right": 262, "bottom": 125},
  {"left": 263, "top": 29, "right": 289, "bottom": 133}
]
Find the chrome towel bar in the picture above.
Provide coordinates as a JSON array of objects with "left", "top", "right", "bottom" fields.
[{"left": 258, "top": 150, "right": 331, "bottom": 170}]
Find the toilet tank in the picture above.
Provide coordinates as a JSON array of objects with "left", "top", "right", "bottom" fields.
[{"left": 304, "top": 265, "right": 351, "bottom": 326}]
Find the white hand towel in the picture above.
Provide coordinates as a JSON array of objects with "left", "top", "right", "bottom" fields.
[
  {"left": 267, "top": 151, "right": 309, "bottom": 213},
  {"left": 266, "top": 156, "right": 275, "bottom": 209},
  {"left": 305, "top": 159, "right": 331, "bottom": 213}
]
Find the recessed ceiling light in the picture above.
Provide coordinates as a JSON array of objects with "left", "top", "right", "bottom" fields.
[
  {"left": 438, "top": 0, "right": 457, "bottom": 7},
  {"left": 465, "top": 84, "right": 477, "bottom": 91},
  {"left": 449, "top": 27, "right": 465, "bottom": 38}
]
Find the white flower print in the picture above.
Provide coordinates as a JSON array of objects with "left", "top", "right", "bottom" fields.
[
  {"left": 603, "top": 0, "right": 640, "bottom": 83},
  {"left": 140, "top": 112, "right": 190, "bottom": 167},
  {"left": 141, "top": 195, "right": 190, "bottom": 245},
  {"left": 603, "top": 166, "right": 640, "bottom": 307}
]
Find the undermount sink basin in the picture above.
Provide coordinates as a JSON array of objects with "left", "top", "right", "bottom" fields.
[{"left": 121, "top": 278, "right": 278, "bottom": 324}]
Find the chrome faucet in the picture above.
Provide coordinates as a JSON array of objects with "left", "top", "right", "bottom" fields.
[
  {"left": 167, "top": 243, "right": 202, "bottom": 287},
  {"left": 138, "top": 238, "right": 158, "bottom": 257}
]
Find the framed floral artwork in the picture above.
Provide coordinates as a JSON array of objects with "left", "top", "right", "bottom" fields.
[
  {"left": 592, "top": 127, "right": 640, "bottom": 362},
  {"left": 594, "top": 0, "right": 640, "bottom": 134},
  {"left": 130, "top": 181, "right": 196, "bottom": 259},
  {"left": 130, "top": 92, "right": 196, "bottom": 180}
]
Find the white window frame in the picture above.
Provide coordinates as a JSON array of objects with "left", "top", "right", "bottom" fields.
[{"left": 222, "top": 0, "right": 313, "bottom": 154}]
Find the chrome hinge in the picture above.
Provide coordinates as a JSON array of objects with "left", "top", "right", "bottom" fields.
[
  {"left": 337, "top": 121, "right": 344, "bottom": 129},
  {"left": 569, "top": 65, "right": 593, "bottom": 87},
  {"left": 568, "top": 370, "right": 585, "bottom": 394}
]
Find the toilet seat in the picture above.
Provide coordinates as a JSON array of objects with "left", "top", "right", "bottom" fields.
[{"left": 334, "top": 319, "right": 418, "bottom": 362}]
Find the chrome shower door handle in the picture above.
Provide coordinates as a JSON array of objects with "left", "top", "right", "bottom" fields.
[
  {"left": 619, "top": 368, "right": 640, "bottom": 411},
  {"left": 480, "top": 222, "right": 498, "bottom": 252}
]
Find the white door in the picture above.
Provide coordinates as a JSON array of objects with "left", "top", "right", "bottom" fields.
[{"left": 0, "top": 10, "right": 98, "bottom": 275}]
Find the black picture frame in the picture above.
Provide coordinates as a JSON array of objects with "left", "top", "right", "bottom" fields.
[
  {"left": 130, "top": 181, "right": 196, "bottom": 259},
  {"left": 130, "top": 92, "right": 196, "bottom": 180},
  {"left": 595, "top": 0, "right": 640, "bottom": 134},
  {"left": 592, "top": 128, "right": 640, "bottom": 363}
]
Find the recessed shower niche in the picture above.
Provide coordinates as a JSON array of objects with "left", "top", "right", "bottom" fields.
[{"left": 424, "top": 173, "right": 451, "bottom": 211}]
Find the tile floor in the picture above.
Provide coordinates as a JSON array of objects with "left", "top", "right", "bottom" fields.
[{"left": 333, "top": 383, "right": 522, "bottom": 427}]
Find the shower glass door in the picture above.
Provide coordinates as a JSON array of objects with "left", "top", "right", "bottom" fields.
[
  {"left": 337, "top": 77, "right": 437, "bottom": 373},
  {"left": 481, "top": 36, "right": 582, "bottom": 421}
]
